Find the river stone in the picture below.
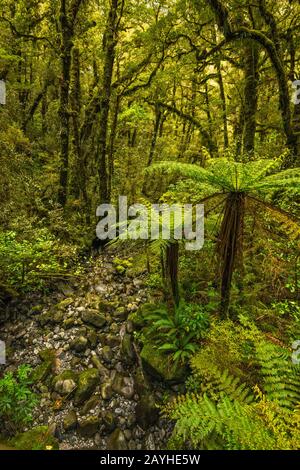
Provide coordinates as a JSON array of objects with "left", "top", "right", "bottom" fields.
[
  {"left": 91, "top": 355, "right": 110, "bottom": 377},
  {"left": 112, "top": 374, "right": 134, "bottom": 399},
  {"left": 105, "top": 334, "right": 120, "bottom": 348},
  {"left": 101, "top": 411, "right": 117, "bottom": 432},
  {"left": 56, "top": 379, "right": 76, "bottom": 395},
  {"left": 78, "top": 416, "right": 100, "bottom": 437},
  {"left": 82, "top": 310, "right": 107, "bottom": 328},
  {"left": 114, "top": 306, "right": 127, "bottom": 321},
  {"left": 100, "top": 380, "right": 113, "bottom": 400},
  {"left": 81, "top": 395, "right": 101, "bottom": 414},
  {"left": 144, "top": 433, "right": 156, "bottom": 450},
  {"left": 63, "top": 317, "right": 76, "bottom": 329},
  {"left": 140, "top": 342, "right": 186, "bottom": 383},
  {"left": 107, "top": 429, "right": 128, "bottom": 450},
  {"left": 121, "top": 333, "right": 135, "bottom": 363},
  {"left": 63, "top": 410, "right": 77, "bottom": 431},
  {"left": 87, "top": 330, "right": 98, "bottom": 348},
  {"left": 10, "top": 426, "right": 59, "bottom": 450},
  {"left": 31, "top": 361, "right": 52, "bottom": 384},
  {"left": 70, "top": 336, "right": 88, "bottom": 353},
  {"left": 52, "top": 370, "right": 78, "bottom": 390},
  {"left": 135, "top": 392, "right": 159, "bottom": 430},
  {"left": 31, "top": 349, "right": 56, "bottom": 384},
  {"left": 74, "top": 369, "right": 99, "bottom": 405},
  {"left": 101, "top": 345, "right": 113, "bottom": 363}
]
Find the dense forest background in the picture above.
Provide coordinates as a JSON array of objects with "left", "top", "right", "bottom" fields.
[{"left": 1, "top": 0, "right": 300, "bottom": 451}]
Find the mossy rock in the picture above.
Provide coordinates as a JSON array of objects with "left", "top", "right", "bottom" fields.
[
  {"left": 52, "top": 369, "right": 78, "bottom": 389},
  {"left": 128, "top": 303, "right": 162, "bottom": 330},
  {"left": 31, "top": 361, "right": 52, "bottom": 384},
  {"left": 74, "top": 369, "right": 99, "bottom": 405},
  {"left": 140, "top": 343, "right": 186, "bottom": 384},
  {"left": 30, "top": 305, "right": 43, "bottom": 315},
  {"left": 107, "top": 428, "right": 128, "bottom": 450},
  {"left": 99, "top": 300, "right": 117, "bottom": 312},
  {"left": 82, "top": 310, "right": 107, "bottom": 328},
  {"left": 121, "top": 334, "right": 135, "bottom": 363},
  {"left": 56, "top": 298, "right": 73, "bottom": 310},
  {"left": 63, "top": 410, "right": 77, "bottom": 431},
  {"left": 31, "top": 349, "right": 56, "bottom": 384},
  {"left": 78, "top": 416, "right": 100, "bottom": 437},
  {"left": 127, "top": 311, "right": 144, "bottom": 329},
  {"left": 38, "top": 312, "right": 52, "bottom": 326},
  {"left": 135, "top": 392, "right": 159, "bottom": 430},
  {"left": 10, "top": 426, "right": 59, "bottom": 450},
  {"left": 38, "top": 309, "right": 64, "bottom": 326},
  {"left": 81, "top": 395, "right": 101, "bottom": 414},
  {"left": 39, "top": 348, "right": 56, "bottom": 362},
  {"left": 87, "top": 329, "right": 98, "bottom": 348},
  {"left": 63, "top": 317, "right": 76, "bottom": 329},
  {"left": 70, "top": 335, "right": 88, "bottom": 353}
]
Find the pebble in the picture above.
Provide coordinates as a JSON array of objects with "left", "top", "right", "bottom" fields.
[{"left": 1, "top": 255, "right": 172, "bottom": 451}]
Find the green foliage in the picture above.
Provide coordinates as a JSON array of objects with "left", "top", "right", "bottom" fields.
[
  {"left": 163, "top": 319, "right": 300, "bottom": 449},
  {"left": 145, "top": 272, "right": 163, "bottom": 289},
  {"left": 0, "top": 365, "right": 38, "bottom": 428},
  {"left": 142, "top": 302, "right": 210, "bottom": 364},
  {"left": 112, "top": 257, "right": 133, "bottom": 275},
  {"left": 0, "top": 229, "right": 80, "bottom": 291},
  {"left": 146, "top": 158, "right": 300, "bottom": 315}
]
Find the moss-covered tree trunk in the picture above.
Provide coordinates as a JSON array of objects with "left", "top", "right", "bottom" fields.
[
  {"left": 97, "top": 0, "right": 121, "bottom": 204},
  {"left": 58, "top": 0, "right": 83, "bottom": 206},
  {"left": 243, "top": 43, "right": 259, "bottom": 155},
  {"left": 58, "top": 0, "right": 73, "bottom": 206},
  {"left": 148, "top": 104, "right": 162, "bottom": 166}
]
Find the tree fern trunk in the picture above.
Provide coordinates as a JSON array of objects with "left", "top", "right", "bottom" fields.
[
  {"left": 166, "top": 242, "right": 180, "bottom": 307},
  {"left": 219, "top": 193, "right": 245, "bottom": 317}
]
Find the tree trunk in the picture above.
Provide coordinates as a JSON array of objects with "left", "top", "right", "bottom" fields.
[
  {"left": 218, "top": 192, "right": 245, "bottom": 317},
  {"left": 58, "top": 0, "right": 74, "bottom": 206},
  {"left": 166, "top": 242, "right": 180, "bottom": 307},
  {"left": 243, "top": 42, "right": 259, "bottom": 155},
  {"left": 57, "top": 0, "right": 83, "bottom": 206},
  {"left": 108, "top": 93, "right": 121, "bottom": 200},
  {"left": 97, "top": 0, "right": 120, "bottom": 204},
  {"left": 148, "top": 104, "right": 162, "bottom": 166}
]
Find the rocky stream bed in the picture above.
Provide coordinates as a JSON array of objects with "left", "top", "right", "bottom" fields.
[{"left": 0, "top": 253, "right": 179, "bottom": 450}]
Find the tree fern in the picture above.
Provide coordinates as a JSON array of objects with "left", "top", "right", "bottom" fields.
[
  {"left": 163, "top": 320, "right": 300, "bottom": 450},
  {"left": 145, "top": 158, "right": 300, "bottom": 315}
]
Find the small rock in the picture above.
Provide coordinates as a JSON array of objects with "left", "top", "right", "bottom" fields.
[
  {"left": 107, "top": 428, "right": 128, "bottom": 450},
  {"left": 101, "top": 345, "right": 113, "bottom": 363},
  {"left": 78, "top": 416, "right": 100, "bottom": 437},
  {"left": 101, "top": 411, "right": 117, "bottom": 432},
  {"left": 63, "top": 410, "right": 77, "bottom": 431},
  {"left": 70, "top": 336, "right": 88, "bottom": 353},
  {"left": 82, "top": 310, "right": 107, "bottom": 328},
  {"left": 100, "top": 380, "right": 113, "bottom": 400},
  {"left": 81, "top": 395, "right": 101, "bottom": 414},
  {"left": 135, "top": 393, "right": 159, "bottom": 430},
  {"left": 55, "top": 378, "right": 76, "bottom": 395},
  {"left": 74, "top": 369, "right": 99, "bottom": 405}
]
